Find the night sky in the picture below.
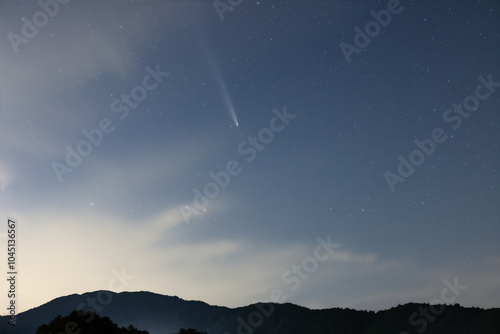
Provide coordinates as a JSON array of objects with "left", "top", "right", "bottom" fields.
[{"left": 1, "top": 0, "right": 499, "bottom": 314}]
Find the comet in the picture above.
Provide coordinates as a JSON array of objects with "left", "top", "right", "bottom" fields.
[
  {"left": 192, "top": 22, "right": 239, "bottom": 127},
  {"left": 206, "top": 55, "right": 239, "bottom": 127},
  {"left": 219, "top": 76, "right": 239, "bottom": 127}
]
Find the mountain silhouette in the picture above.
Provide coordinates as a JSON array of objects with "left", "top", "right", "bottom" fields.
[{"left": 0, "top": 291, "right": 498, "bottom": 334}]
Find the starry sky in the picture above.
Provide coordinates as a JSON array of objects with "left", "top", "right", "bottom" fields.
[{"left": 0, "top": 0, "right": 499, "bottom": 314}]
